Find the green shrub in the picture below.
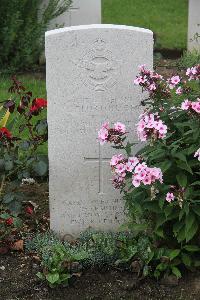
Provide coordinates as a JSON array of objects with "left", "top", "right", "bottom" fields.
[
  {"left": 0, "top": 0, "right": 72, "bottom": 72},
  {"left": 26, "top": 229, "right": 153, "bottom": 286},
  {"left": 98, "top": 64, "right": 200, "bottom": 279}
]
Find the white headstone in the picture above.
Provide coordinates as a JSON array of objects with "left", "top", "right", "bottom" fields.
[
  {"left": 188, "top": 0, "right": 200, "bottom": 51},
  {"left": 43, "top": 0, "right": 101, "bottom": 29},
  {"left": 46, "top": 24, "right": 153, "bottom": 236}
]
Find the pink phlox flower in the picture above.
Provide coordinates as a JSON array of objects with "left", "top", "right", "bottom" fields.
[
  {"left": 181, "top": 99, "right": 191, "bottom": 110},
  {"left": 114, "top": 122, "right": 126, "bottom": 134},
  {"left": 112, "top": 175, "right": 125, "bottom": 189},
  {"left": 191, "top": 101, "right": 200, "bottom": 113},
  {"left": 175, "top": 87, "right": 183, "bottom": 95},
  {"left": 115, "top": 163, "right": 126, "bottom": 174},
  {"left": 102, "top": 121, "right": 109, "bottom": 129},
  {"left": 143, "top": 175, "right": 152, "bottom": 185},
  {"left": 170, "top": 75, "right": 181, "bottom": 85},
  {"left": 166, "top": 192, "right": 175, "bottom": 203},
  {"left": 186, "top": 65, "right": 200, "bottom": 80},
  {"left": 149, "top": 83, "right": 156, "bottom": 91},
  {"left": 110, "top": 154, "right": 124, "bottom": 166},
  {"left": 194, "top": 148, "right": 200, "bottom": 161},
  {"left": 132, "top": 175, "right": 141, "bottom": 187},
  {"left": 128, "top": 156, "right": 139, "bottom": 167},
  {"left": 125, "top": 162, "right": 134, "bottom": 172},
  {"left": 98, "top": 126, "right": 108, "bottom": 145},
  {"left": 135, "top": 163, "right": 147, "bottom": 174},
  {"left": 134, "top": 76, "right": 147, "bottom": 85}
]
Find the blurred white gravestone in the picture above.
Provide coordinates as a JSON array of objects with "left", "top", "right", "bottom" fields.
[
  {"left": 43, "top": 0, "right": 101, "bottom": 29},
  {"left": 45, "top": 24, "right": 153, "bottom": 236},
  {"left": 188, "top": 0, "right": 200, "bottom": 52}
]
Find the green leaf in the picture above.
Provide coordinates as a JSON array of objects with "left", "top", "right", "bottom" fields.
[
  {"left": 177, "top": 226, "right": 186, "bottom": 243},
  {"left": 3, "top": 193, "right": 15, "bottom": 204},
  {"left": 13, "top": 217, "right": 22, "bottom": 228},
  {"left": 191, "top": 181, "right": 200, "bottom": 186},
  {"left": 183, "top": 245, "right": 200, "bottom": 252},
  {"left": 46, "top": 273, "right": 59, "bottom": 284},
  {"left": 185, "top": 212, "right": 196, "bottom": 233},
  {"left": 155, "top": 227, "right": 164, "bottom": 238},
  {"left": 155, "top": 214, "right": 166, "bottom": 229},
  {"left": 177, "top": 161, "right": 193, "bottom": 175},
  {"left": 176, "top": 173, "right": 187, "bottom": 187},
  {"left": 8, "top": 200, "right": 22, "bottom": 215},
  {"left": 181, "top": 253, "right": 191, "bottom": 266},
  {"left": 19, "top": 141, "right": 30, "bottom": 150},
  {"left": 171, "top": 266, "right": 182, "bottom": 278},
  {"left": 185, "top": 220, "right": 198, "bottom": 242},
  {"left": 0, "top": 213, "right": 11, "bottom": 219},
  {"left": 169, "top": 249, "right": 180, "bottom": 261},
  {"left": 179, "top": 209, "right": 185, "bottom": 221},
  {"left": 4, "top": 159, "right": 14, "bottom": 171},
  {"left": 194, "top": 260, "right": 200, "bottom": 267},
  {"left": 33, "top": 160, "right": 48, "bottom": 177},
  {"left": 192, "top": 206, "right": 200, "bottom": 217},
  {"left": 36, "top": 272, "right": 45, "bottom": 280},
  {"left": 174, "top": 152, "right": 187, "bottom": 162},
  {"left": 158, "top": 160, "right": 172, "bottom": 173},
  {"left": 173, "top": 221, "right": 184, "bottom": 237},
  {"left": 143, "top": 201, "right": 161, "bottom": 213},
  {"left": 164, "top": 205, "right": 173, "bottom": 218}
]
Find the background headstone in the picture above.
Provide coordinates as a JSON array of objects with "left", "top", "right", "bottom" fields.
[
  {"left": 46, "top": 24, "right": 153, "bottom": 236},
  {"left": 42, "top": 0, "right": 101, "bottom": 29},
  {"left": 188, "top": 0, "right": 200, "bottom": 52}
]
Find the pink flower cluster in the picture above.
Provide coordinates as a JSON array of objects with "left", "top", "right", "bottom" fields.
[
  {"left": 110, "top": 154, "right": 163, "bottom": 189},
  {"left": 186, "top": 65, "right": 200, "bottom": 81},
  {"left": 194, "top": 148, "right": 200, "bottom": 161},
  {"left": 181, "top": 98, "right": 200, "bottom": 114},
  {"left": 137, "top": 113, "right": 167, "bottom": 141},
  {"left": 132, "top": 163, "right": 163, "bottom": 187},
  {"left": 98, "top": 122, "right": 126, "bottom": 145},
  {"left": 134, "top": 65, "right": 170, "bottom": 98}
]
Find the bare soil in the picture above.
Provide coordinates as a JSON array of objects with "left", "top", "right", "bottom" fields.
[{"left": 1, "top": 252, "right": 200, "bottom": 300}]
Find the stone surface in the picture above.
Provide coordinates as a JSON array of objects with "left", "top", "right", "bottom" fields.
[
  {"left": 188, "top": 0, "right": 200, "bottom": 51},
  {"left": 45, "top": 24, "right": 153, "bottom": 236},
  {"left": 42, "top": 0, "right": 101, "bottom": 29}
]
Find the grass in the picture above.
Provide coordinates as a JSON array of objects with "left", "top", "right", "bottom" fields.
[
  {"left": 102, "top": 0, "right": 188, "bottom": 50},
  {"left": 0, "top": 75, "right": 46, "bottom": 100}
]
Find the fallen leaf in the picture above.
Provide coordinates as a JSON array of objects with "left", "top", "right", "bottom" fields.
[
  {"left": 0, "top": 246, "right": 9, "bottom": 254},
  {"left": 10, "top": 239, "right": 24, "bottom": 251}
]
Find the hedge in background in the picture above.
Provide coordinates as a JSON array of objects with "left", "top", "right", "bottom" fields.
[{"left": 0, "top": 0, "right": 72, "bottom": 73}]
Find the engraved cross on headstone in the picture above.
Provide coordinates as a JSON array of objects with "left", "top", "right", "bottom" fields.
[
  {"left": 84, "top": 143, "right": 111, "bottom": 194},
  {"left": 69, "top": 2, "right": 80, "bottom": 26}
]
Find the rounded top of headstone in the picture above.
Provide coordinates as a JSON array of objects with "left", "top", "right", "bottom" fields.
[{"left": 45, "top": 24, "right": 153, "bottom": 37}]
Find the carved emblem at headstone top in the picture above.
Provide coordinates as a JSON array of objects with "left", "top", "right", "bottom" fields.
[{"left": 74, "top": 38, "right": 121, "bottom": 91}]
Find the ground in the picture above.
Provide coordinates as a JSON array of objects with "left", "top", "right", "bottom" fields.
[{"left": 1, "top": 252, "right": 200, "bottom": 300}]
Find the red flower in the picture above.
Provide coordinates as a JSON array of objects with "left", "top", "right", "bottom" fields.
[
  {"left": 0, "top": 127, "right": 12, "bottom": 139},
  {"left": 25, "top": 206, "right": 33, "bottom": 215},
  {"left": 30, "top": 98, "right": 47, "bottom": 114},
  {"left": 5, "top": 217, "right": 13, "bottom": 226}
]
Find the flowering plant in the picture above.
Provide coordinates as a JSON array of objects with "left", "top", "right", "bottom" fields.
[
  {"left": 0, "top": 77, "right": 48, "bottom": 251},
  {"left": 99, "top": 65, "right": 200, "bottom": 278}
]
